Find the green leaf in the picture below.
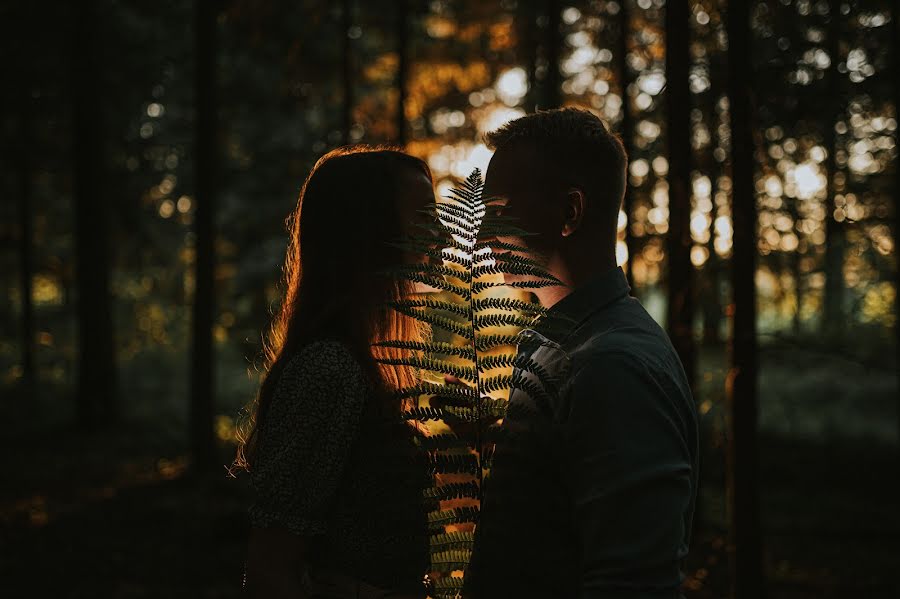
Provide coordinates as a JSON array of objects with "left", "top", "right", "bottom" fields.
[
  {"left": 473, "top": 313, "right": 542, "bottom": 330},
  {"left": 427, "top": 451, "right": 480, "bottom": 475},
  {"left": 472, "top": 297, "right": 548, "bottom": 316},
  {"left": 424, "top": 482, "right": 481, "bottom": 501},
  {"left": 373, "top": 340, "right": 476, "bottom": 360},
  {"left": 429, "top": 531, "right": 476, "bottom": 552}
]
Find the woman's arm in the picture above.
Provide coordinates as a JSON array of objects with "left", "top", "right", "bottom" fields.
[
  {"left": 243, "top": 527, "right": 310, "bottom": 598},
  {"left": 244, "top": 340, "right": 367, "bottom": 597}
]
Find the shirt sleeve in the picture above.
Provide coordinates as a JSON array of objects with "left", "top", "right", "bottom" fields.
[
  {"left": 558, "top": 350, "right": 695, "bottom": 597},
  {"left": 247, "top": 340, "right": 367, "bottom": 537}
]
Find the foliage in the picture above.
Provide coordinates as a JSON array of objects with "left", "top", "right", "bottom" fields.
[{"left": 375, "top": 168, "right": 562, "bottom": 596}]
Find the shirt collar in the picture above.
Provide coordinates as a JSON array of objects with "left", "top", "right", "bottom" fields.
[{"left": 533, "top": 266, "right": 631, "bottom": 341}]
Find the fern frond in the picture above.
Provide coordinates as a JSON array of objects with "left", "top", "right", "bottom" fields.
[
  {"left": 427, "top": 452, "right": 480, "bottom": 475},
  {"left": 424, "top": 482, "right": 481, "bottom": 502},
  {"left": 431, "top": 550, "right": 473, "bottom": 573},
  {"left": 478, "top": 375, "right": 516, "bottom": 394},
  {"left": 473, "top": 240, "right": 536, "bottom": 254},
  {"left": 387, "top": 309, "right": 474, "bottom": 340},
  {"left": 472, "top": 297, "right": 548, "bottom": 316},
  {"left": 388, "top": 298, "right": 471, "bottom": 317},
  {"left": 473, "top": 251, "right": 545, "bottom": 270},
  {"left": 473, "top": 279, "right": 561, "bottom": 293},
  {"left": 400, "top": 406, "right": 450, "bottom": 422},
  {"left": 394, "top": 382, "right": 476, "bottom": 402},
  {"left": 432, "top": 576, "right": 466, "bottom": 592},
  {"left": 376, "top": 356, "right": 475, "bottom": 380},
  {"left": 390, "top": 234, "right": 475, "bottom": 255},
  {"left": 429, "top": 531, "right": 476, "bottom": 552},
  {"left": 474, "top": 263, "right": 562, "bottom": 283},
  {"left": 474, "top": 333, "right": 528, "bottom": 351},
  {"left": 403, "top": 273, "right": 472, "bottom": 299},
  {"left": 373, "top": 340, "right": 475, "bottom": 360},
  {"left": 431, "top": 202, "right": 479, "bottom": 221},
  {"left": 477, "top": 223, "right": 538, "bottom": 237},
  {"left": 472, "top": 313, "right": 542, "bottom": 331},
  {"left": 428, "top": 507, "right": 480, "bottom": 528},
  {"left": 416, "top": 221, "right": 477, "bottom": 245},
  {"left": 386, "top": 263, "right": 471, "bottom": 283}
]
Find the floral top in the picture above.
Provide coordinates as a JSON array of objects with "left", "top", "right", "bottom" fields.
[{"left": 248, "top": 339, "right": 428, "bottom": 593}]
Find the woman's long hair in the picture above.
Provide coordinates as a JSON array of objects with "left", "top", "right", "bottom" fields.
[{"left": 232, "top": 145, "right": 432, "bottom": 474}]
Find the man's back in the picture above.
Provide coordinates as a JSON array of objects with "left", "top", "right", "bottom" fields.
[{"left": 464, "top": 267, "right": 699, "bottom": 598}]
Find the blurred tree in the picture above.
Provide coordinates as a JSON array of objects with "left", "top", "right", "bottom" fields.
[
  {"left": 725, "top": 0, "right": 763, "bottom": 597},
  {"left": 396, "top": 0, "right": 410, "bottom": 146},
  {"left": 618, "top": 0, "right": 636, "bottom": 287},
  {"left": 342, "top": 0, "right": 355, "bottom": 143},
  {"left": 190, "top": 0, "right": 218, "bottom": 472},
  {"left": 665, "top": 0, "right": 696, "bottom": 390},
  {"left": 823, "top": 0, "right": 846, "bottom": 332},
  {"left": 16, "top": 66, "right": 36, "bottom": 399},
  {"left": 894, "top": 0, "right": 900, "bottom": 442},
  {"left": 539, "top": 0, "right": 562, "bottom": 109},
  {"left": 73, "top": 0, "right": 117, "bottom": 429}
]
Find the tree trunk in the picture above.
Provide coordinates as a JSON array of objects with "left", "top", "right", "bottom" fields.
[
  {"left": 664, "top": 0, "right": 696, "bottom": 390},
  {"left": 395, "top": 0, "right": 408, "bottom": 146},
  {"left": 73, "top": 0, "right": 116, "bottom": 430},
  {"left": 618, "top": 0, "right": 637, "bottom": 288},
  {"left": 893, "top": 0, "right": 900, "bottom": 449},
  {"left": 823, "top": 0, "right": 845, "bottom": 333},
  {"left": 341, "top": 0, "right": 354, "bottom": 144},
  {"left": 190, "top": 0, "right": 218, "bottom": 473},
  {"left": 725, "top": 0, "right": 764, "bottom": 596},
  {"left": 17, "top": 84, "right": 36, "bottom": 399},
  {"left": 539, "top": 0, "right": 562, "bottom": 109}
]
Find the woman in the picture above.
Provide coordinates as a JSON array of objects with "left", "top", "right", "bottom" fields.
[{"left": 234, "top": 145, "right": 436, "bottom": 598}]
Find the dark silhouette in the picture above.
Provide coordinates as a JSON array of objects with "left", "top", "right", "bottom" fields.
[
  {"left": 464, "top": 108, "right": 698, "bottom": 597},
  {"left": 726, "top": 0, "right": 764, "bottom": 596},
  {"left": 236, "top": 146, "right": 435, "bottom": 598}
]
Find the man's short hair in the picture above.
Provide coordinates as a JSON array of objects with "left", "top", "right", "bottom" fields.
[{"left": 484, "top": 107, "right": 628, "bottom": 225}]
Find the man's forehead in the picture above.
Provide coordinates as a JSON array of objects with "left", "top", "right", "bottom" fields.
[{"left": 484, "top": 143, "right": 544, "bottom": 195}]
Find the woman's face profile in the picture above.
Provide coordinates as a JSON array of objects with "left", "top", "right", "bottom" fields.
[{"left": 396, "top": 167, "right": 437, "bottom": 244}]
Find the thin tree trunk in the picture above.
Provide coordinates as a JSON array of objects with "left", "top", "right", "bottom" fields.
[
  {"left": 725, "top": 0, "right": 764, "bottom": 596},
  {"left": 823, "top": 0, "right": 845, "bottom": 333},
  {"left": 191, "top": 0, "right": 218, "bottom": 473},
  {"left": 342, "top": 0, "right": 354, "bottom": 144},
  {"left": 521, "top": 0, "right": 540, "bottom": 112},
  {"left": 893, "top": 0, "right": 900, "bottom": 448},
  {"left": 618, "top": 0, "right": 637, "bottom": 288},
  {"left": 540, "top": 0, "right": 562, "bottom": 109},
  {"left": 395, "top": 0, "right": 408, "bottom": 146},
  {"left": 73, "top": 0, "right": 116, "bottom": 429},
  {"left": 664, "top": 0, "right": 696, "bottom": 390},
  {"left": 17, "top": 87, "right": 36, "bottom": 399}
]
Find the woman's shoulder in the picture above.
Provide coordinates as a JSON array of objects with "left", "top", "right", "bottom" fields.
[
  {"left": 278, "top": 339, "right": 367, "bottom": 394},
  {"left": 283, "top": 339, "right": 362, "bottom": 374}
]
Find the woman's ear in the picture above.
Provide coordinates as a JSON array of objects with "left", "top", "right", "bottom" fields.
[{"left": 561, "top": 188, "right": 585, "bottom": 237}]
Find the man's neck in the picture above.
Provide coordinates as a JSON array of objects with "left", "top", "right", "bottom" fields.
[{"left": 534, "top": 253, "right": 617, "bottom": 310}]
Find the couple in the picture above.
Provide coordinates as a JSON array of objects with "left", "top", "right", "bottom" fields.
[{"left": 237, "top": 108, "right": 699, "bottom": 598}]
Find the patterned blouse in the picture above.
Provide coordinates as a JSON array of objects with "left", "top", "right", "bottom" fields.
[{"left": 248, "top": 339, "right": 428, "bottom": 594}]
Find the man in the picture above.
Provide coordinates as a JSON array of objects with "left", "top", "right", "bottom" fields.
[{"left": 463, "top": 108, "right": 699, "bottom": 598}]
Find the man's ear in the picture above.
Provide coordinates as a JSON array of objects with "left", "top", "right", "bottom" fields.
[{"left": 561, "top": 188, "right": 585, "bottom": 237}]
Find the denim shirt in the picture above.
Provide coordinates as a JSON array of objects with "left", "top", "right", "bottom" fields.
[{"left": 464, "top": 266, "right": 699, "bottom": 598}]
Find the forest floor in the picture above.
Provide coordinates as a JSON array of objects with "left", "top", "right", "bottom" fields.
[{"left": 4, "top": 424, "right": 899, "bottom": 598}]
